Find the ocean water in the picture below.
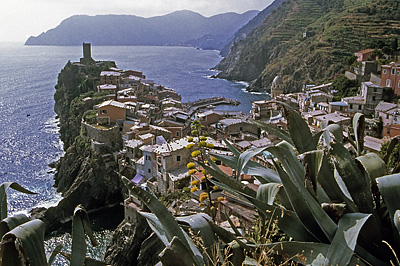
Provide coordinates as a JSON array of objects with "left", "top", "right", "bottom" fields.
[{"left": 0, "top": 43, "right": 267, "bottom": 262}]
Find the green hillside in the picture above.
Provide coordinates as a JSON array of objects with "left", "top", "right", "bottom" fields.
[{"left": 216, "top": 0, "right": 400, "bottom": 92}]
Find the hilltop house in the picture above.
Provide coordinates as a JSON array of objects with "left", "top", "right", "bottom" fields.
[
  {"left": 99, "top": 71, "right": 122, "bottom": 86},
  {"left": 354, "top": 49, "right": 374, "bottom": 62},
  {"left": 380, "top": 62, "right": 400, "bottom": 95},
  {"left": 215, "top": 118, "right": 260, "bottom": 141},
  {"left": 195, "top": 110, "right": 223, "bottom": 127}
]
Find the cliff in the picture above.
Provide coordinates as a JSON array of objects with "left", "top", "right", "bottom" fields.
[
  {"left": 216, "top": 0, "right": 400, "bottom": 92},
  {"left": 32, "top": 60, "right": 125, "bottom": 233}
]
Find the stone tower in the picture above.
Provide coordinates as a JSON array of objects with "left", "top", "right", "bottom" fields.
[
  {"left": 271, "top": 75, "right": 284, "bottom": 99},
  {"left": 80, "top": 43, "right": 94, "bottom": 64}
]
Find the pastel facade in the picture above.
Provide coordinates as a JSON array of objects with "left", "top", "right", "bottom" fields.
[{"left": 380, "top": 62, "right": 400, "bottom": 95}]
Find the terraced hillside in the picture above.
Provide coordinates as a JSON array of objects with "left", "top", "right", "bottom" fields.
[{"left": 216, "top": 0, "right": 400, "bottom": 92}]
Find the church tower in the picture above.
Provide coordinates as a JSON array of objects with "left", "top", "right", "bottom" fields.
[
  {"left": 271, "top": 75, "right": 284, "bottom": 99},
  {"left": 80, "top": 43, "right": 94, "bottom": 64}
]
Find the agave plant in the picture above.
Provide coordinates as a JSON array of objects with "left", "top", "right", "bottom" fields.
[
  {"left": 203, "top": 101, "right": 400, "bottom": 265},
  {"left": 0, "top": 182, "right": 108, "bottom": 266}
]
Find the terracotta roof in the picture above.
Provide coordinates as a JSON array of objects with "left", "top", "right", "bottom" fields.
[{"left": 354, "top": 49, "right": 374, "bottom": 54}]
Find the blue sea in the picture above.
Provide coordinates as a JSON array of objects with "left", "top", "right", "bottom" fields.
[{"left": 0, "top": 43, "right": 267, "bottom": 262}]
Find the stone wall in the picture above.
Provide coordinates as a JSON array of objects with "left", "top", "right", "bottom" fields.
[{"left": 81, "top": 122, "right": 122, "bottom": 148}]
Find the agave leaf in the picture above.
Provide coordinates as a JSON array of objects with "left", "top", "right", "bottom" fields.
[
  {"left": 303, "top": 150, "right": 324, "bottom": 195},
  {"left": 270, "top": 101, "right": 316, "bottom": 153},
  {"left": 353, "top": 113, "right": 365, "bottom": 156},
  {"left": 0, "top": 182, "right": 36, "bottom": 220},
  {"left": 383, "top": 136, "right": 400, "bottom": 164},
  {"left": 159, "top": 236, "right": 199, "bottom": 266},
  {"left": 140, "top": 212, "right": 169, "bottom": 245},
  {"left": 356, "top": 153, "right": 387, "bottom": 180},
  {"left": 177, "top": 213, "right": 214, "bottom": 248},
  {"left": 224, "top": 208, "right": 243, "bottom": 237},
  {"left": 250, "top": 119, "right": 294, "bottom": 146},
  {"left": 198, "top": 161, "right": 256, "bottom": 198},
  {"left": 47, "top": 243, "right": 63, "bottom": 266},
  {"left": 317, "top": 155, "right": 357, "bottom": 212},
  {"left": 325, "top": 213, "right": 371, "bottom": 266},
  {"left": 209, "top": 178, "right": 317, "bottom": 242},
  {"left": 256, "top": 183, "right": 282, "bottom": 205},
  {"left": 394, "top": 210, "right": 400, "bottom": 238},
  {"left": 331, "top": 142, "right": 375, "bottom": 213},
  {"left": 376, "top": 174, "right": 400, "bottom": 236},
  {"left": 237, "top": 146, "right": 270, "bottom": 178},
  {"left": 211, "top": 153, "right": 281, "bottom": 183},
  {"left": 313, "top": 130, "right": 325, "bottom": 147},
  {"left": 0, "top": 219, "right": 47, "bottom": 266},
  {"left": 0, "top": 213, "right": 30, "bottom": 240},
  {"left": 218, "top": 133, "right": 240, "bottom": 157},
  {"left": 325, "top": 123, "right": 344, "bottom": 144},
  {"left": 272, "top": 158, "right": 335, "bottom": 242},
  {"left": 122, "top": 177, "right": 203, "bottom": 265},
  {"left": 274, "top": 141, "right": 305, "bottom": 184},
  {"left": 206, "top": 219, "right": 250, "bottom": 251}
]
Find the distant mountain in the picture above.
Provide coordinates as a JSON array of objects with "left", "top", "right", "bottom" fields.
[
  {"left": 216, "top": 0, "right": 400, "bottom": 92},
  {"left": 220, "top": 0, "right": 285, "bottom": 56},
  {"left": 25, "top": 10, "right": 258, "bottom": 49}
]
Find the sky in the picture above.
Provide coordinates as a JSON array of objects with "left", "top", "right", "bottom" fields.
[{"left": 1, "top": 0, "right": 274, "bottom": 43}]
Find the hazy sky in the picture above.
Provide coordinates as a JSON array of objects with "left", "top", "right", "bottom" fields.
[{"left": 1, "top": 0, "right": 274, "bottom": 43}]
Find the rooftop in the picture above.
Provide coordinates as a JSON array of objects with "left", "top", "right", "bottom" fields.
[{"left": 100, "top": 71, "right": 122, "bottom": 76}]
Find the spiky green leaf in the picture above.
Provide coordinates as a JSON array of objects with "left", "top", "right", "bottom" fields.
[
  {"left": 0, "top": 182, "right": 35, "bottom": 220},
  {"left": 256, "top": 183, "right": 282, "bottom": 205}
]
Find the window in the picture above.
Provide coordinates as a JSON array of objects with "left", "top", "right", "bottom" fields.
[
  {"left": 387, "top": 114, "right": 390, "bottom": 119},
  {"left": 146, "top": 155, "right": 151, "bottom": 161},
  {"left": 358, "top": 105, "right": 362, "bottom": 110},
  {"left": 148, "top": 169, "right": 151, "bottom": 173},
  {"left": 373, "top": 88, "right": 377, "bottom": 92},
  {"left": 176, "top": 131, "right": 180, "bottom": 137},
  {"left": 372, "top": 96, "right": 376, "bottom": 101},
  {"left": 397, "top": 71, "right": 400, "bottom": 76},
  {"left": 349, "top": 104, "right": 353, "bottom": 109},
  {"left": 383, "top": 69, "right": 387, "bottom": 74},
  {"left": 392, "top": 68, "right": 396, "bottom": 75},
  {"left": 387, "top": 79, "right": 391, "bottom": 87},
  {"left": 398, "top": 80, "right": 400, "bottom": 88},
  {"left": 176, "top": 155, "right": 181, "bottom": 162},
  {"left": 101, "top": 109, "right": 107, "bottom": 114}
]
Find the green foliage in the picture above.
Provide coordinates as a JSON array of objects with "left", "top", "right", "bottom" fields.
[
  {"left": 332, "top": 74, "right": 360, "bottom": 98},
  {"left": 0, "top": 182, "right": 107, "bottom": 266}
]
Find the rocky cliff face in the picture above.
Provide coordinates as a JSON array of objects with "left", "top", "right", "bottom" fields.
[
  {"left": 32, "top": 60, "right": 125, "bottom": 233},
  {"left": 216, "top": 0, "right": 400, "bottom": 92}
]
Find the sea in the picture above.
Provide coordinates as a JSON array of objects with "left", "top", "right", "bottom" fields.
[{"left": 0, "top": 43, "right": 268, "bottom": 262}]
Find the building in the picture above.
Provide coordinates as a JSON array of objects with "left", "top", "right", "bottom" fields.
[
  {"left": 251, "top": 100, "right": 271, "bottom": 121},
  {"left": 80, "top": 43, "right": 94, "bottom": 64},
  {"left": 354, "top": 49, "right": 374, "bottom": 62},
  {"left": 375, "top": 101, "right": 400, "bottom": 137},
  {"left": 96, "top": 100, "right": 136, "bottom": 124},
  {"left": 271, "top": 76, "right": 284, "bottom": 99},
  {"left": 313, "top": 113, "right": 351, "bottom": 128},
  {"left": 196, "top": 110, "right": 223, "bottom": 126},
  {"left": 380, "top": 62, "right": 400, "bottom": 95},
  {"left": 99, "top": 71, "right": 122, "bottom": 86},
  {"left": 216, "top": 118, "right": 260, "bottom": 141},
  {"left": 343, "top": 82, "right": 383, "bottom": 116}
]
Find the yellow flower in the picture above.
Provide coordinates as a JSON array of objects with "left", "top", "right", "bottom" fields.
[
  {"left": 188, "top": 137, "right": 194, "bottom": 142},
  {"left": 217, "top": 196, "right": 224, "bottom": 202},
  {"left": 199, "top": 193, "right": 208, "bottom": 202},
  {"left": 203, "top": 132, "right": 209, "bottom": 137},
  {"left": 199, "top": 202, "right": 205, "bottom": 207},
  {"left": 210, "top": 206, "right": 215, "bottom": 211},
  {"left": 200, "top": 125, "right": 206, "bottom": 130},
  {"left": 213, "top": 185, "right": 220, "bottom": 190},
  {"left": 193, "top": 120, "right": 200, "bottom": 125},
  {"left": 191, "top": 180, "right": 200, "bottom": 186},
  {"left": 200, "top": 176, "right": 206, "bottom": 181},
  {"left": 198, "top": 141, "right": 206, "bottom": 147},
  {"left": 191, "top": 130, "right": 198, "bottom": 135},
  {"left": 200, "top": 136, "right": 207, "bottom": 141},
  {"left": 191, "top": 150, "right": 201, "bottom": 157},
  {"left": 187, "top": 162, "right": 195, "bottom": 169},
  {"left": 211, "top": 156, "right": 217, "bottom": 162},
  {"left": 188, "top": 169, "right": 197, "bottom": 175},
  {"left": 206, "top": 143, "right": 214, "bottom": 149},
  {"left": 186, "top": 143, "right": 194, "bottom": 149},
  {"left": 190, "top": 186, "right": 198, "bottom": 192}
]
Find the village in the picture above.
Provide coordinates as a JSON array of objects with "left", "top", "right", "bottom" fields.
[{"left": 73, "top": 44, "right": 400, "bottom": 230}]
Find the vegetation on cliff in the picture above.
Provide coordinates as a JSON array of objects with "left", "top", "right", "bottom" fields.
[{"left": 217, "top": 0, "right": 400, "bottom": 92}]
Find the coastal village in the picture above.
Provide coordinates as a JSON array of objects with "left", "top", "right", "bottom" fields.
[{"left": 71, "top": 44, "right": 400, "bottom": 231}]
